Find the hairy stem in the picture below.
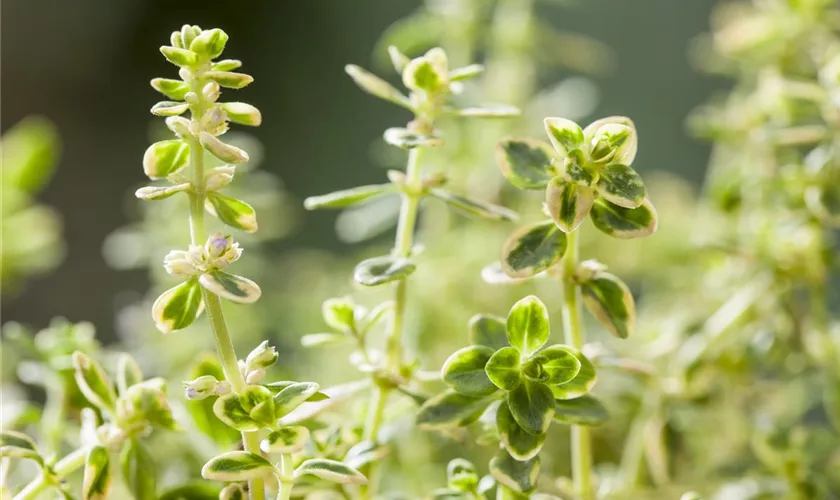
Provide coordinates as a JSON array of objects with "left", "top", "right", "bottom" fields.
[
  {"left": 561, "top": 230, "right": 593, "bottom": 500},
  {"left": 188, "top": 76, "right": 265, "bottom": 500},
  {"left": 14, "top": 447, "right": 88, "bottom": 500},
  {"left": 276, "top": 453, "right": 294, "bottom": 500},
  {"left": 361, "top": 147, "right": 425, "bottom": 498}
]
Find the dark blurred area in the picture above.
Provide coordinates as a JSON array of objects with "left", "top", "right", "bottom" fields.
[{"left": 0, "top": 0, "right": 722, "bottom": 334}]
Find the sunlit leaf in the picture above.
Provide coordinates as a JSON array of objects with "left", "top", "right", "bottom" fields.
[
  {"left": 506, "top": 295, "right": 550, "bottom": 356},
  {"left": 546, "top": 176, "right": 595, "bottom": 233},
  {"left": 501, "top": 221, "right": 567, "bottom": 278},
  {"left": 581, "top": 272, "right": 635, "bottom": 339},
  {"left": 589, "top": 197, "right": 657, "bottom": 239},
  {"left": 506, "top": 380, "right": 555, "bottom": 435},
  {"left": 294, "top": 459, "right": 367, "bottom": 484},
  {"left": 354, "top": 255, "right": 416, "bottom": 286},
  {"left": 202, "top": 451, "right": 274, "bottom": 482},
  {"left": 497, "top": 402, "right": 546, "bottom": 461},
  {"left": 596, "top": 163, "right": 646, "bottom": 209},
  {"left": 199, "top": 271, "right": 261, "bottom": 304},
  {"left": 554, "top": 395, "right": 609, "bottom": 426},
  {"left": 489, "top": 449, "right": 540, "bottom": 493},
  {"left": 442, "top": 345, "right": 497, "bottom": 396},
  {"left": 152, "top": 278, "right": 204, "bottom": 333},
  {"left": 496, "top": 138, "right": 556, "bottom": 190}
]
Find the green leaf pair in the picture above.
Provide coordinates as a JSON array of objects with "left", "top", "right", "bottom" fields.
[
  {"left": 496, "top": 116, "right": 658, "bottom": 242},
  {"left": 202, "top": 452, "right": 366, "bottom": 485},
  {"left": 137, "top": 176, "right": 258, "bottom": 233},
  {"left": 213, "top": 381, "right": 322, "bottom": 431},
  {"left": 420, "top": 296, "right": 599, "bottom": 459},
  {"left": 345, "top": 46, "right": 519, "bottom": 133},
  {"left": 304, "top": 179, "right": 515, "bottom": 225}
]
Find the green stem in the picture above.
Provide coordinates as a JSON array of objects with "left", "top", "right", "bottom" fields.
[
  {"left": 561, "top": 230, "right": 593, "bottom": 500},
  {"left": 360, "top": 147, "right": 425, "bottom": 499},
  {"left": 495, "top": 484, "right": 518, "bottom": 500},
  {"left": 618, "top": 387, "right": 659, "bottom": 486},
  {"left": 276, "top": 453, "right": 294, "bottom": 500},
  {"left": 187, "top": 75, "right": 264, "bottom": 500},
  {"left": 14, "top": 447, "right": 88, "bottom": 500}
]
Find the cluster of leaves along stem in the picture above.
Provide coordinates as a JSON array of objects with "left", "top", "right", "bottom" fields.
[
  {"left": 300, "top": 44, "right": 522, "bottom": 498},
  {"left": 417, "top": 296, "right": 604, "bottom": 495},
  {"left": 1, "top": 350, "right": 176, "bottom": 500}
]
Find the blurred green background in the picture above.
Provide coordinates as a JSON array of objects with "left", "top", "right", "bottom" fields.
[{"left": 0, "top": 0, "right": 722, "bottom": 334}]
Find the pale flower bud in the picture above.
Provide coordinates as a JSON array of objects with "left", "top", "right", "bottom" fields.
[
  {"left": 163, "top": 250, "right": 198, "bottom": 276},
  {"left": 178, "top": 67, "right": 192, "bottom": 83},
  {"left": 245, "top": 368, "right": 266, "bottom": 385},
  {"left": 204, "top": 165, "right": 236, "bottom": 191},
  {"left": 202, "top": 81, "right": 221, "bottom": 102},
  {"left": 214, "top": 380, "right": 231, "bottom": 396},
  {"left": 201, "top": 233, "right": 242, "bottom": 269},
  {"left": 184, "top": 375, "right": 220, "bottom": 400},
  {"left": 245, "top": 340, "right": 279, "bottom": 371},
  {"left": 201, "top": 106, "right": 229, "bottom": 136},
  {"left": 165, "top": 116, "right": 192, "bottom": 138},
  {"left": 205, "top": 232, "right": 233, "bottom": 258}
]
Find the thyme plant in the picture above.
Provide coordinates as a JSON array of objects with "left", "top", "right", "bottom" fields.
[
  {"left": 416, "top": 117, "right": 655, "bottom": 499},
  {"left": 6, "top": 2, "right": 840, "bottom": 499},
  {"left": 141, "top": 26, "right": 373, "bottom": 500},
  {"left": 304, "top": 45, "right": 519, "bottom": 498}
]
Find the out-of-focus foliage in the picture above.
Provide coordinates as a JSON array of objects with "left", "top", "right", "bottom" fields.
[{"left": 0, "top": 117, "right": 64, "bottom": 294}]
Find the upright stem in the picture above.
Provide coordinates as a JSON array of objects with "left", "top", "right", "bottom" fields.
[
  {"left": 495, "top": 484, "right": 519, "bottom": 500},
  {"left": 187, "top": 76, "right": 265, "bottom": 500},
  {"left": 276, "top": 453, "right": 294, "bottom": 500},
  {"left": 561, "top": 230, "right": 593, "bottom": 500},
  {"left": 361, "top": 147, "right": 425, "bottom": 498},
  {"left": 14, "top": 447, "right": 88, "bottom": 500}
]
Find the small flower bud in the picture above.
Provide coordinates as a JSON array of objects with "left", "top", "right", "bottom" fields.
[
  {"left": 184, "top": 92, "right": 199, "bottom": 104},
  {"left": 184, "top": 375, "right": 220, "bottom": 400},
  {"left": 245, "top": 368, "right": 266, "bottom": 385},
  {"left": 178, "top": 67, "right": 192, "bottom": 83},
  {"left": 204, "top": 165, "right": 236, "bottom": 191},
  {"left": 214, "top": 380, "right": 231, "bottom": 396},
  {"left": 245, "top": 340, "right": 279, "bottom": 371},
  {"left": 181, "top": 24, "right": 199, "bottom": 49},
  {"left": 201, "top": 106, "right": 229, "bottom": 136},
  {"left": 170, "top": 31, "right": 184, "bottom": 49},
  {"left": 205, "top": 232, "right": 233, "bottom": 258},
  {"left": 202, "top": 233, "right": 241, "bottom": 269},
  {"left": 202, "top": 81, "right": 221, "bottom": 102},
  {"left": 589, "top": 123, "right": 632, "bottom": 163},
  {"left": 189, "top": 28, "right": 229, "bottom": 60},
  {"left": 163, "top": 250, "right": 198, "bottom": 276},
  {"left": 165, "top": 116, "right": 192, "bottom": 138}
]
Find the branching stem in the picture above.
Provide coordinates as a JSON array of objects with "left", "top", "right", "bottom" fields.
[{"left": 14, "top": 447, "right": 88, "bottom": 500}]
